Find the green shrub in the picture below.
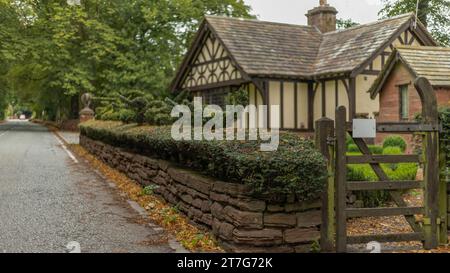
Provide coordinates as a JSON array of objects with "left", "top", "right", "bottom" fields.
[
  {"left": 383, "top": 146, "right": 403, "bottom": 171},
  {"left": 118, "top": 109, "right": 136, "bottom": 124},
  {"left": 369, "top": 145, "right": 384, "bottom": 155},
  {"left": 346, "top": 135, "right": 355, "bottom": 147},
  {"left": 347, "top": 147, "right": 418, "bottom": 207},
  {"left": 383, "top": 135, "right": 407, "bottom": 152},
  {"left": 80, "top": 121, "right": 327, "bottom": 200},
  {"left": 348, "top": 144, "right": 360, "bottom": 153},
  {"left": 348, "top": 144, "right": 383, "bottom": 155}
]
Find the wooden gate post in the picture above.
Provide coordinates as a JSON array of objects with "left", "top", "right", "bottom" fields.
[
  {"left": 439, "top": 140, "right": 448, "bottom": 245},
  {"left": 335, "top": 106, "right": 348, "bottom": 252},
  {"left": 415, "top": 77, "right": 440, "bottom": 249},
  {"left": 315, "top": 117, "right": 335, "bottom": 252}
]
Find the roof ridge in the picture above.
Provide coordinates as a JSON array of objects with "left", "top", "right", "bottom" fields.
[
  {"left": 396, "top": 45, "right": 450, "bottom": 51},
  {"left": 204, "top": 15, "right": 319, "bottom": 30},
  {"left": 324, "top": 12, "right": 414, "bottom": 35}
]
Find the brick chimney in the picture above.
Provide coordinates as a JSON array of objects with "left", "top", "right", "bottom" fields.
[{"left": 306, "top": 0, "right": 338, "bottom": 33}]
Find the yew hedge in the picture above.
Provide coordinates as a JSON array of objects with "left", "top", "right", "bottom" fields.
[{"left": 79, "top": 120, "right": 327, "bottom": 201}]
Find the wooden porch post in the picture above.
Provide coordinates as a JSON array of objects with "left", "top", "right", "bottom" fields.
[{"left": 348, "top": 77, "right": 356, "bottom": 120}]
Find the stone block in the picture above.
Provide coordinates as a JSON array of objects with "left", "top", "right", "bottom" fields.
[
  {"left": 296, "top": 210, "right": 321, "bottom": 228},
  {"left": 220, "top": 242, "right": 294, "bottom": 253},
  {"left": 264, "top": 213, "right": 297, "bottom": 228},
  {"left": 168, "top": 168, "right": 212, "bottom": 195},
  {"left": 200, "top": 214, "right": 213, "bottom": 227},
  {"left": 228, "top": 198, "right": 266, "bottom": 212},
  {"left": 210, "top": 202, "right": 224, "bottom": 220},
  {"left": 223, "top": 206, "right": 263, "bottom": 229},
  {"left": 201, "top": 200, "right": 212, "bottom": 213},
  {"left": 267, "top": 204, "right": 285, "bottom": 212},
  {"left": 210, "top": 192, "right": 230, "bottom": 203},
  {"left": 294, "top": 244, "right": 313, "bottom": 253},
  {"left": 180, "top": 194, "right": 193, "bottom": 205},
  {"left": 217, "top": 221, "right": 235, "bottom": 240},
  {"left": 188, "top": 207, "right": 203, "bottom": 219},
  {"left": 284, "top": 228, "right": 320, "bottom": 244},
  {"left": 152, "top": 175, "right": 167, "bottom": 186},
  {"left": 192, "top": 198, "right": 203, "bottom": 209},
  {"left": 232, "top": 229, "right": 283, "bottom": 246},
  {"left": 212, "top": 181, "right": 252, "bottom": 197},
  {"left": 285, "top": 200, "right": 321, "bottom": 213}
]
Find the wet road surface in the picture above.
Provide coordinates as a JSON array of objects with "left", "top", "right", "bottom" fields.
[{"left": 0, "top": 120, "right": 176, "bottom": 253}]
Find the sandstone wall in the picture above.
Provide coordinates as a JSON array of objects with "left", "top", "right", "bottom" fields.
[{"left": 80, "top": 135, "right": 322, "bottom": 253}]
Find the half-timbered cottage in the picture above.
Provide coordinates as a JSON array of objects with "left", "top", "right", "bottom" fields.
[{"left": 170, "top": 0, "right": 437, "bottom": 131}]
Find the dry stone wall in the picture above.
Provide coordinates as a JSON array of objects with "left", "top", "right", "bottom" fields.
[{"left": 80, "top": 135, "right": 322, "bottom": 253}]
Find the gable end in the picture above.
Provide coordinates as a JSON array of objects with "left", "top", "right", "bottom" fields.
[{"left": 170, "top": 20, "right": 248, "bottom": 93}]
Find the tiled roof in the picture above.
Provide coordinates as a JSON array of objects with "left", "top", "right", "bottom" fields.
[
  {"left": 205, "top": 13, "right": 416, "bottom": 78},
  {"left": 314, "top": 14, "right": 413, "bottom": 76},
  {"left": 397, "top": 46, "right": 450, "bottom": 87},
  {"left": 205, "top": 16, "right": 322, "bottom": 78}
]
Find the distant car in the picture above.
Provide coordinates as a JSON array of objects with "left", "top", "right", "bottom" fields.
[{"left": 19, "top": 115, "right": 26, "bottom": 120}]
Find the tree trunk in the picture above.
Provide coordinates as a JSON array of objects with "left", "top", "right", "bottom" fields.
[{"left": 70, "top": 95, "right": 80, "bottom": 119}]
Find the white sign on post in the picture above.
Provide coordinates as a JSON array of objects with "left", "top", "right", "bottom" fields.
[{"left": 352, "top": 119, "right": 376, "bottom": 138}]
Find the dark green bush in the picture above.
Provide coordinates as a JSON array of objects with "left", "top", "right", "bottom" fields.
[
  {"left": 80, "top": 121, "right": 327, "bottom": 201},
  {"left": 383, "top": 135, "right": 407, "bottom": 152},
  {"left": 438, "top": 107, "right": 449, "bottom": 173}
]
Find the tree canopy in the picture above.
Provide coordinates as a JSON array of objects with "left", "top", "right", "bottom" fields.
[
  {"left": 0, "top": 0, "right": 253, "bottom": 120},
  {"left": 379, "top": 0, "right": 450, "bottom": 46}
]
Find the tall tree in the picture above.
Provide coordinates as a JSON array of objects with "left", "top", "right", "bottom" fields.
[
  {"left": 336, "top": 18, "right": 359, "bottom": 30},
  {"left": 3, "top": 0, "right": 253, "bottom": 121},
  {"left": 379, "top": 0, "right": 450, "bottom": 46}
]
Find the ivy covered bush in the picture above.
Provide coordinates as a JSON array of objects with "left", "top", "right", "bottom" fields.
[{"left": 80, "top": 120, "right": 327, "bottom": 201}]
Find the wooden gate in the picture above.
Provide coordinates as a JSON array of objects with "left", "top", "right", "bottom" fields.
[{"left": 317, "top": 77, "right": 446, "bottom": 252}]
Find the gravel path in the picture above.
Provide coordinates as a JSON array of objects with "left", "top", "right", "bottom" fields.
[{"left": 0, "top": 120, "right": 176, "bottom": 253}]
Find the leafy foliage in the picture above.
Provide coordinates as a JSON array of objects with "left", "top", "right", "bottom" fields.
[
  {"left": 347, "top": 146, "right": 418, "bottom": 207},
  {"left": 383, "top": 135, "right": 407, "bottom": 152},
  {"left": 348, "top": 144, "right": 383, "bottom": 155},
  {"left": 1, "top": 0, "right": 253, "bottom": 121},
  {"left": 379, "top": 0, "right": 450, "bottom": 46},
  {"left": 336, "top": 18, "right": 359, "bottom": 29},
  {"left": 80, "top": 120, "right": 328, "bottom": 200}
]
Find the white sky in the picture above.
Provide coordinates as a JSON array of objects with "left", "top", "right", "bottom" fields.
[{"left": 243, "top": 0, "right": 385, "bottom": 25}]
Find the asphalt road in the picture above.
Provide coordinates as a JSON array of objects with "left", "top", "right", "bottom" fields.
[{"left": 0, "top": 120, "right": 177, "bottom": 253}]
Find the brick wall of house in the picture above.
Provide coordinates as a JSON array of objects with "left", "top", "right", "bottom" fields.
[
  {"left": 436, "top": 87, "right": 450, "bottom": 106},
  {"left": 375, "top": 63, "right": 450, "bottom": 146}
]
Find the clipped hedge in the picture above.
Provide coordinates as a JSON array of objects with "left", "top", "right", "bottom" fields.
[{"left": 80, "top": 121, "right": 327, "bottom": 201}]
